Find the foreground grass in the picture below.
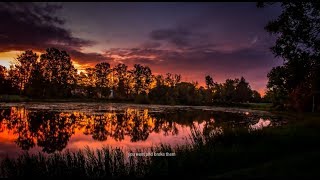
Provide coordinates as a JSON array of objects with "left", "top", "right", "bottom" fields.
[
  {"left": 211, "top": 150, "right": 320, "bottom": 178},
  {"left": 0, "top": 113, "right": 319, "bottom": 178}
]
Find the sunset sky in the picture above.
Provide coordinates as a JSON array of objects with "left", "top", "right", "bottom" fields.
[{"left": 0, "top": 2, "right": 283, "bottom": 95}]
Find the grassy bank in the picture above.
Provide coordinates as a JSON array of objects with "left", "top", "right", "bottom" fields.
[
  {"left": 0, "top": 113, "right": 319, "bottom": 178},
  {"left": 0, "top": 95, "right": 30, "bottom": 102},
  {"left": 0, "top": 94, "right": 274, "bottom": 110},
  {"left": 0, "top": 95, "right": 133, "bottom": 103}
]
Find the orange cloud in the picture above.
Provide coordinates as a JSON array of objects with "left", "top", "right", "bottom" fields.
[{"left": 0, "top": 51, "right": 23, "bottom": 68}]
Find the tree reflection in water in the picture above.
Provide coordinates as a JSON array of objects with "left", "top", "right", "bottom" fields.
[
  {"left": 0, "top": 107, "right": 216, "bottom": 153},
  {"left": 0, "top": 106, "right": 266, "bottom": 154}
]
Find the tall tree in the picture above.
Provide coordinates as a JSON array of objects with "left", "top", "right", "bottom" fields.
[
  {"left": 95, "top": 62, "right": 111, "bottom": 98},
  {"left": 165, "top": 73, "right": 181, "bottom": 87},
  {"left": 7, "top": 65, "right": 20, "bottom": 94},
  {"left": 266, "top": 66, "right": 288, "bottom": 107},
  {"left": 258, "top": 2, "right": 320, "bottom": 111},
  {"left": 25, "top": 62, "right": 46, "bottom": 97},
  {"left": 155, "top": 74, "right": 165, "bottom": 87},
  {"left": 39, "top": 48, "right": 77, "bottom": 97},
  {"left": 173, "top": 74, "right": 181, "bottom": 87},
  {"left": 85, "top": 67, "right": 97, "bottom": 97},
  {"left": 204, "top": 75, "right": 215, "bottom": 104},
  {"left": 0, "top": 65, "right": 7, "bottom": 93},
  {"left": 235, "top": 77, "right": 252, "bottom": 103},
  {"left": 149, "top": 74, "right": 175, "bottom": 104},
  {"left": 251, "top": 90, "right": 262, "bottom": 103},
  {"left": 175, "top": 82, "right": 199, "bottom": 105},
  {"left": 74, "top": 72, "right": 89, "bottom": 97},
  {"left": 132, "top": 64, "right": 152, "bottom": 94},
  {"left": 0, "top": 65, "right": 15, "bottom": 94},
  {"left": 114, "top": 63, "right": 129, "bottom": 98},
  {"left": 222, "top": 79, "right": 238, "bottom": 102},
  {"left": 205, "top": 75, "right": 214, "bottom": 89},
  {"left": 13, "top": 50, "right": 38, "bottom": 94}
]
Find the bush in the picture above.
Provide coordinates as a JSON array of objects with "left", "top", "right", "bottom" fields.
[{"left": 134, "top": 93, "right": 150, "bottom": 104}]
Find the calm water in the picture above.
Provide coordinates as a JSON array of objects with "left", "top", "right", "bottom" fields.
[{"left": 0, "top": 102, "right": 286, "bottom": 158}]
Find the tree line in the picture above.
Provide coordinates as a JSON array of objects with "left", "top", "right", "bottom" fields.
[{"left": 0, "top": 48, "right": 262, "bottom": 105}]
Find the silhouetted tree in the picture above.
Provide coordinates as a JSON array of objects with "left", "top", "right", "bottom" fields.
[
  {"left": 165, "top": 73, "right": 181, "bottom": 87},
  {"left": 204, "top": 75, "right": 217, "bottom": 104},
  {"left": 149, "top": 84, "right": 174, "bottom": 105},
  {"left": 0, "top": 65, "right": 6, "bottom": 93},
  {"left": 155, "top": 75, "right": 165, "bottom": 87},
  {"left": 132, "top": 64, "right": 152, "bottom": 95},
  {"left": 95, "top": 62, "right": 111, "bottom": 98},
  {"left": 258, "top": 2, "right": 320, "bottom": 111},
  {"left": 2, "top": 47, "right": 264, "bottom": 106},
  {"left": 175, "top": 82, "right": 199, "bottom": 105},
  {"left": 114, "top": 63, "right": 130, "bottom": 98},
  {"left": 74, "top": 71, "right": 89, "bottom": 97},
  {"left": 266, "top": 66, "right": 288, "bottom": 108},
  {"left": 235, "top": 77, "right": 252, "bottom": 103},
  {"left": 25, "top": 62, "right": 46, "bottom": 97},
  {"left": 84, "top": 67, "right": 97, "bottom": 97},
  {"left": 39, "top": 48, "right": 77, "bottom": 98},
  {"left": 251, "top": 90, "right": 262, "bottom": 103},
  {"left": 212, "top": 83, "right": 223, "bottom": 102},
  {"left": 221, "top": 79, "right": 238, "bottom": 102},
  {"left": 0, "top": 65, "right": 16, "bottom": 94},
  {"left": 7, "top": 65, "right": 20, "bottom": 94},
  {"left": 13, "top": 50, "right": 38, "bottom": 95},
  {"left": 205, "top": 75, "right": 214, "bottom": 89}
]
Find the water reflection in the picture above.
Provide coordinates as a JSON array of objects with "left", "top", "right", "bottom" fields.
[
  {"left": 249, "top": 118, "right": 271, "bottom": 130},
  {"left": 0, "top": 105, "right": 280, "bottom": 156}
]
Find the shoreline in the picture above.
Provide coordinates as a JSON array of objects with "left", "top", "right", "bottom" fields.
[{"left": 0, "top": 94, "right": 274, "bottom": 111}]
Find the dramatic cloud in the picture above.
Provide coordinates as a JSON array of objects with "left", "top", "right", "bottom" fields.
[
  {"left": 149, "top": 27, "right": 211, "bottom": 50},
  {"left": 0, "top": 2, "right": 89, "bottom": 51},
  {"left": 0, "top": 2, "right": 109, "bottom": 64},
  {"left": 150, "top": 28, "right": 193, "bottom": 47},
  {"left": 67, "top": 49, "right": 113, "bottom": 67},
  {"left": 0, "top": 2, "right": 283, "bottom": 94},
  {"left": 103, "top": 44, "right": 281, "bottom": 93}
]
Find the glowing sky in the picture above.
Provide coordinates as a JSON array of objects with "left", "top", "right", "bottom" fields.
[{"left": 0, "top": 2, "right": 283, "bottom": 95}]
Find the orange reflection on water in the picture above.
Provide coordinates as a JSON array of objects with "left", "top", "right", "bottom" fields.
[
  {"left": 0, "top": 106, "right": 209, "bottom": 157},
  {"left": 66, "top": 123, "right": 192, "bottom": 152},
  {"left": 0, "top": 129, "right": 17, "bottom": 143}
]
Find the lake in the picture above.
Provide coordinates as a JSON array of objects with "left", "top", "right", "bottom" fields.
[{"left": 0, "top": 102, "right": 286, "bottom": 158}]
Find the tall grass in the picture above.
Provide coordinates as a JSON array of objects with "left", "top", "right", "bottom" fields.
[{"left": 1, "top": 114, "right": 320, "bottom": 178}]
